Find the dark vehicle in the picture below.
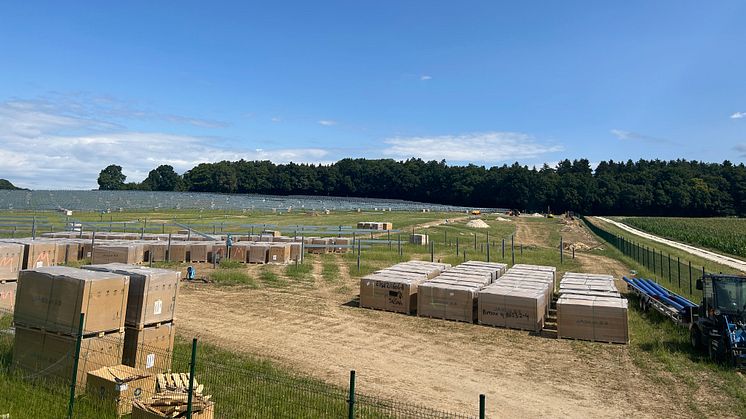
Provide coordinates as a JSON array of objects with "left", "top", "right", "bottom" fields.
[{"left": 690, "top": 274, "right": 746, "bottom": 367}]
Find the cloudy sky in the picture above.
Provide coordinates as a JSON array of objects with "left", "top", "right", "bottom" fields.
[{"left": 1, "top": 1, "right": 745, "bottom": 189}]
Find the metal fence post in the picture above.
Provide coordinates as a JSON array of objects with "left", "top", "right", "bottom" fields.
[
  {"left": 456, "top": 237, "right": 459, "bottom": 256},
  {"left": 559, "top": 236, "right": 563, "bottom": 264},
  {"left": 167, "top": 233, "right": 172, "bottom": 262},
  {"left": 430, "top": 241, "right": 434, "bottom": 262},
  {"left": 486, "top": 240, "right": 490, "bottom": 262},
  {"left": 187, "top": 338, "right": 198, "bottom": 419},
  {"left": 91, "top": 230, "right": 96, "bottom": 264},
  {"left": 348, "top": 370, "right": 356, "bottom": 419},
  {"left": 67, "top": 313, "right": 85, "bottom": 419},
  {"left": 689, "top": 261, "right": 692, "bottom": 295},
  {"left": 32, "top": 216, "right": 37, "bottom": 239},
  {"left": 479, "top": 394, "right": 486, "bottom": 419},
  {"left": 677, "top": 257, "right": 681, "bottom": 288},
  {"left": 357, "top": 240, "right": 361, "bottom": 273},
  {"left": 502, "top": 239, "right": 505, "bottom": 259},
  {"left": 511, "top": 235, "right": 515, "bottom": 265}
]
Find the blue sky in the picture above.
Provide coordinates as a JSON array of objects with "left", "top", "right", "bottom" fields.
[{"left": 0, "top": 1, "right": 745, "bottom": 189}]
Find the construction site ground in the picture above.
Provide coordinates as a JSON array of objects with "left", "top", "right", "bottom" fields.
[{"left": 176, "top": 216, "right": 743, "bottom": 418}]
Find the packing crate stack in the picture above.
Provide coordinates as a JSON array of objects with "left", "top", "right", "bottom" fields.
[
  {"left": 418, "top": 262, "right": 507, "bottom": 323},
  {"left": 478, "top": 265, "right": 555, "bottom": 332},
  {"left": 0, "top": 242, "right": 24, "bottom": 313},
  {"left": 12, "top": 266, "right": 129, "bottom": 389},
  {"left": 83, "top": 263, "right": 180, "bottom": 373},
  {"left": 409, "top": 234, "right": 429, "bottom": 246},
  {"left": 556, "top": 273, "right": 629, "bottom": 344},
  {"left": 359, "top": 261, "right": 451, "bottom": 314},
  {"left": 356, "top": 221, "right": 393, "bottom": 230}
]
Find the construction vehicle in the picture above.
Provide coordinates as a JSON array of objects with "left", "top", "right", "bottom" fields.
[
  {"left": 470, "top": 210, "right": 481, "bottom": 216},
  {"left": 690, "top": 274, "right": 746, "bottom": 367}
]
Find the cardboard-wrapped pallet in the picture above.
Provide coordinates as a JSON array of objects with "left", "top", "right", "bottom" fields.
[
  {"left": 93, "top": 244, "right": 144, "bottom": 265},
  {"left": 13, "top": 326, "right": 124, "bottom": 389},
  {"left": 557, "top": 295, "right": 628, "bottom": 344},
  {"left": 268, "top": 243, "right": 291, "bottom": 264},
  {"left": 359, "top": 261, "right": 450, "bottom": 314},
  {"left": 0, "top": 242, "right": 24, "bottom": 281},
  {"left": 478, "top": 286, "right": 548, "bottom": 331},
  {"left": 15, "top": 266, "right": 130, "bottom": 335},
  {"left": 82, "top": 264, "right": 180, "bottom": 328},
  {"left": 417, "top": 262, "right": 497, "bottom": 322},
  {"left": 248, "top": 243, "right": 269, "bottom": 263},
  {"left": 123, "top": 321, "right": 177, "bottom": 373},
  {"left": 0, "top": 281, "right": 16, "bottom": 312}
]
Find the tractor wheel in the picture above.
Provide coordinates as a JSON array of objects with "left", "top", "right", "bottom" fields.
[
  {"left": 709, "top": 339, "right": 725, "bottom": 363},
  {"left": 690, "top": 327, "right": 703, "bottom": 351}
]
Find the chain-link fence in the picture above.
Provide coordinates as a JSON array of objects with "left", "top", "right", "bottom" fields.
[{"left": 0, "top": 308, "right": 480, "bottom": 418}]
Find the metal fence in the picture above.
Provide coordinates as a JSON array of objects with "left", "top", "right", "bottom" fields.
[
  {"left": 0, "top": 309, "right": 480, "bottom": 418},
  {"left": 583, "top": 216, "right": 707, "bottom": 300}
]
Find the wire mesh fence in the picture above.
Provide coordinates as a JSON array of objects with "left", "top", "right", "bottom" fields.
[
  {"left": 583, "top": 216, "right": 708, "bottom": 301},
  {"left": 0, "top": 307, "right": 480, "bottom": 418}
]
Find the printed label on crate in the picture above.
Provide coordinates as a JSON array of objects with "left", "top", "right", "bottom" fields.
[
  {"left": 146, "top": 353, "right": 155, "bottom": 369},
  {"left": 36, "top": 261, "right": 43, "bottom": 268},
  {"left": 115, "top": 383, "right": 128, "bottom": 392},
  {"left": 153, "top": 299, "right": 162, "bottom": 315},
  {"left": 272, "top": 255, "right": 277, "bottom": 261}
]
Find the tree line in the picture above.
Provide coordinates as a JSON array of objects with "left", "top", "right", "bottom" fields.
[{"left": 97, "top": 158, "right": 746, "bottom": 216}]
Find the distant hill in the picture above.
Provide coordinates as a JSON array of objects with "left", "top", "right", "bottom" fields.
[{"left": 0, "top": 179, "right": 25, "bottom": 190}]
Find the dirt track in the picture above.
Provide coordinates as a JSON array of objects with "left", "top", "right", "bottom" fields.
[
  {"left": 595, "top": 216, "right": 746, "bottom": 273},
  {"left": 175, "top": 217, "right": 694, "bottom": 418}
]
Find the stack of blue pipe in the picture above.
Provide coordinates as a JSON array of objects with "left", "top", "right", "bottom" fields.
[{"left": 623, "top": 276, "right": 698, "bottom": 316}]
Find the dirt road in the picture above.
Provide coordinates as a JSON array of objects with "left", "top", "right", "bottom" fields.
[
  {"left": 595, "top": 216, "right": 746, "bottom": 273},
  {"left": 173, "top": 216, "right": 703, "bottom": 418}
]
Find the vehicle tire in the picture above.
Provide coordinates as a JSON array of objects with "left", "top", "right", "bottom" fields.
[
  {"left": 708, "top": 339, "right": 725, "bottom": 363},
  {"left": 690, "top": 327, "right": 703, "bottom": 351}
]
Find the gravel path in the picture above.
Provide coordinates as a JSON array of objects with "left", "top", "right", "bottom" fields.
[{"left": 595, "top": 216, "right": 746, "bottom": 273}]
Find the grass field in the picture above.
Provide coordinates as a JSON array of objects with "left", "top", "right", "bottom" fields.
[{"left": 619, "top": 216, "right": 746, "bottom": 259}]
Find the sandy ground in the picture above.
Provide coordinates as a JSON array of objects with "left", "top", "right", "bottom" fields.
[
  {"left": 173, "top": 217, "right": 702, "bottom": 418},
  {"left": 595, "top": 216, "right": 746, "bottom": 273}
]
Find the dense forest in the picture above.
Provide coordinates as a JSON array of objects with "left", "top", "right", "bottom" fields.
[
  {"left": 0, "top": 179, "right": 23, "bottom": 190},
  {"left": 97, "top": 158, "right": 746, "bottom": 216}
]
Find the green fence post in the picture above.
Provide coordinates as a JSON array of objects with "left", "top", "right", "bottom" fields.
[
  {"left": 456, "top": 237, "right": 459, "bottom": 256},
  {"left": 479, "top": 394, "right": 486, "bottom": 419},
  {"left": 348, "top": 370, "right": 356, "bottom": 419},
  {"left": 559, "top": 236, "right": 563, "bottom": 264},
  {"left": 430, "top": 241, "right": 434, "bottom": 262},
  {"left": 187, "top": 338, "right": 198, "bottom": 419},
  {"left": 486, "top": 240, "right": 490, "bottom": 262},
  {"left": 67, "top": 313, "right": 85, "bottom": 419},
  {"left": 502, "top": 239, "right": 505, "bottom": 259},
  {"left": 357, "top": 240, "right": 361, "bottom": 272}
]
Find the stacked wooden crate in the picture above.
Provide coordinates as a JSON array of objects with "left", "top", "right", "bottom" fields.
[
  {"left": 557, "top": 272, "right": 628, "bottom": 344},
  {"left": 0, "top": 242, "right": 24, "bottom": 313},
  {"left": 83, "top": 264, "right": 180, "bottom": 373},
  {"left": 13, "top": 266, "right": 129, "bottom": 389},
  {"left": 418, "top": 262, "right": 506, "bottom": 322},
  {"left": 478, "top": 265, "right": 555, "bottom": 332},
  {"left": 359, "top": 261, "right": 451, "bottom": 314}
]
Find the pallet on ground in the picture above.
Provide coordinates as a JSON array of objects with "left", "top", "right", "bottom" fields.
[{"left": 13, "top": 326, "right": 124, "bottom": 390}]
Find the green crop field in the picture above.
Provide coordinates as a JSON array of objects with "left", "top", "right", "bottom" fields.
[{"left": 620, "top": 217, "right": 746, "bottom": 259}]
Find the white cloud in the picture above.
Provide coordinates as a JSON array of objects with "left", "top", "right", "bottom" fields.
[
  {"left": 271, "top": 116, "right": 282, "bottom": 123},
  {"left": 318, "top": 120, "right": 337, "bottom": 126},
  {"left": 0, "top": 97, "right": 328, "bottom": 189},
  {"left": 731, "top": 112, "right": 746, "bottom": 119},
  {"left": 382, "top": 132, "right": 562, "bottom": 162},
  {"left": 610, "top": 129, "right": 669, "bottom": 143},
  {"left": 420, "top": 75, "right": 432, "bottom": 81}
]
